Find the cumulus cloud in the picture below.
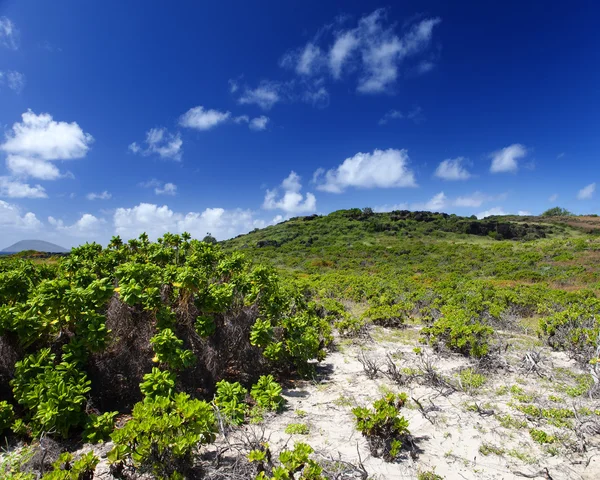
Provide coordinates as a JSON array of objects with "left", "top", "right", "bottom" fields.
[
  {"left": 1, "top": 110, "right": 93, "bottom": 180},
  {"left": 263, "top": 171, "right": 317, "bottom": 214},
  {"left": 490, "top": 144, "right": 527, "bottom": 173},
  {"left": 434, "top": 157, "right": 472, "bottom": 181},
  {"left": 114, "top": 203, "right": 263, "bottom": 241},
  {"left": 179, "top": 106, "right": 231, "bottom": 130},
  {"left": 52, "top": 213, "right": 105, "bottom": 237},
  {"left": 577, "top": 182, "right": 596, "bottom": 200},
  {"left": 314, "top": 148, "right": 416, "bottom": 193},
  {"left": 129, "top": 128, "right": 182, "bottom": 161},
  {"left": 239, "top": 81, "right": 282, "bottom": 110},
  {"left": 0, "top": 177, "right": 47, "bottom": 198},
  {"left": 412, "top": 192, "right": 447, "bottom": 211},
  {"left": 86, "top": 191, "right": 112, "bottom": 200},
  {"left": 280, "top": 9, "right": 441, "bottom": 94},
  {"left": 0, "top": 17, "right": 19, "bottom": 50},
  {"left": 0, "top": 200, "right": 42, "bottom": 229}
]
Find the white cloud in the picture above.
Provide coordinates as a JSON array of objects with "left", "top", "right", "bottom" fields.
[
  {"left": 314, "top": 148, "right": 416, "bottom": 193},
  {"left": 249, "top": 116, "right": 269, "bottom": 131},
  {"left": 130, "top": 128, "right": 182, "bottom": 161},
  {"left": 0, "top": 17, "right": 19, "bottom": 50},
  {"left": 0, "top": 71, "right": 25, "bottom": 93},
  {"left": 280, "top": 43, "right": 326, "bottom": 76},
  {"left": 234, "top": 115, "right": 249, "bottom": 124},
  {"left": 378, "top": 110, "right": 404, "bottom": 125},
  {"left": 518, "top": 210, "right": 531, "bottom": 216},
  {"left": 453, "top": 192, "right": 496, "bottom": 208},
  {"left": 2, "top": 110, "right": 93, "bottom": 161},
  {"left": 302, "top": 84, "right": 330, "bottom": 107},
  {"left": 373, "top": 203, "right": 409, "bottom": 213},
  {"left": 1, "top": 110, "right": 93, "bottom": 180},
  {"left": 228, "top": 79, "right": 239, "bottom": 93},
  {"left": 239, "top": 81, "right": 281, "bottom": 110},
  {"left": 6, "top": 155, "right": 61, "bottom": 180},
  {"left": 86, "top": 191, "right": 112, "bottom": 200},
  {"left": 263, "top": 171, "right": 317, "bottom": 214},
  {"left": 357, "top": 13, "right": 441, "bottom": 93},
  {"left": 548, "top": 193, "right": 558, "bottom": 202},
  {"left": 490, "top": 144, "right": 527, "bottom": 173},
  {"left": 0, "top": 177, "right": 47, "bottom": 198},
  {"left": 280, "top": 9, "right": 441, "bottom": 95},
  {"left": 0, "top": 200, "right": 41, "bottom": 229},
  {"left": 329, "top": 31, "right": 359, "bottom": 78},
  {"left": 155, "top": 183, "right": 177, "bottom": 196},
  {"left": 476, "top": 207, "right": 507, "bottom": 219},
  {"left": 114, "top": 203, "right": 262, "bottom": 241},
  {"left": 140, "top": 179, "right": 177, "bottom": 196},
  {"left": 411, "top": 192, "right": 447, "bottom": 211},
  {"left": 577, "top": 182, "right": 596, "bottom": 200},
  {"left": 53, "top": 213, "right": 104, "bottom": 237},
  {"left": 434, "top": 157, "right": 472, "bottom": 181},
  {"left": 179, "top": 106, "right": 231, "bottom": 130}
]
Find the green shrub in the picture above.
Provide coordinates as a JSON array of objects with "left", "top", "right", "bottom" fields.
[
  {"left": 83, "top": 411, "right": 118, "bottom": 444},
  {"left": 41, "top": 452, "right": 99, "bottom": 480},
  {"left": 458, "top": 369, "right": 487, "bottom": 392},
  {"left": 529, "top": 428, "right": 555, "bottom": 444},
  {"left": 140, "top": 368, "right": 176, "bottom": 400},
  {"left": 214, "top": 380, "right": 248, "bottom": 425},
  {"left": 251, "top": 375, "right": 284, "bottom": 412},
  {"left": 108, "top": 393, "right": 217, "bottom": 478},
  {"left": 362, "top": 303, "right": 408, "bottom": 328},
  {"left": 150, "top": 329, "right": 196, "bottom": 370},
  {"left": 249, "top": 442, "right": 325, "bottom": 480},
  {"left": 285, "top": 423, "right": 310, "bottom": 435},
  {"left": 352, "top": 393, "right": 410, "bottom": 461},
  {"left": 11, "top": 349, "right": 91, "bottom": 438},
  {"left": 0, "top": 401, "right": 15, "bottom": 436},
  {"left": 420, "top": 307, "right": 493, "bottom": 358}
]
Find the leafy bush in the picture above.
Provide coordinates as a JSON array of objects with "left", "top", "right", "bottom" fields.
[
  {"left": 458, "top": 368, "right": 487, "bottom": 393},
  {"left": 83, "top": 411, "right": 118, "bottom": 444},
  {"left": 213, "top": 380, "right": 248, "bottom": 425},
  {"left": 249, "top": 442, "right": 325, "bottom": 480},
  {"left": 108, "top": 393, "right": 217, "bottom": 478},
  {"left": 139, "top": 368, "right": 176, "bottom": 400},
  {"left": 11, "top": 349, "right": 91, "bottom": 438},
  {"left": 529, "top": 428, "right": 555, "bottom": 444},
  {"left": 0, "top": 400, "right": 14, "bottom": 436},
  {"left": 541, "top": 207, "right": 573, "bottom": 217},
  {"left": 285, "top": 423, "right": 310, "bottom": 435},
  {"left": 420, "top": 307, "right": 493, "bottom": 358},
  {"left": 41, "top": 452, "right": 99, "bottom": 480},
  {"left": 352, "top": 393, "right": 410, "bottom": 461},
  {"left": 150, "top": 329, "right": 196, "bottom": 370},
  {"left": 362, "top": 303, "right": 408, "bottom": 328},
  {"left": 251, "top": 375, "right": 284, "bottom": 412}
]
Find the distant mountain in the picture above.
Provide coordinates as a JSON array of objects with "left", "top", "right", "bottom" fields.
[{"left": 1, "top": 240, "right": 69, "bottom": 253}]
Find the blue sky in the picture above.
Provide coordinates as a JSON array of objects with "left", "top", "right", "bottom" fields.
[{"left": 0, "top": 0, "right": 599, "bottom": 248}]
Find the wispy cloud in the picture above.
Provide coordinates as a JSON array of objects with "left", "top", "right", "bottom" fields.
[
  {"left": 239, "top": 81, "right": 282, "bottom": 110},
  {"left": 0, "top": 17, "right": 19, "bottom": 50},
  {"left": 577, "top": 182, "right": 596, "bottom": 200},
  {"left": 129, "top": 127, "right": 182, "bottom": 161},
  {"left": 86, "top": 191, "right": 112, "bottom": 200}
]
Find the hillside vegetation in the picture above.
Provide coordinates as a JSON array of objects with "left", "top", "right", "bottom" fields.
[{"left": 1, "top": 210, "right": 600, "bottom": 479}]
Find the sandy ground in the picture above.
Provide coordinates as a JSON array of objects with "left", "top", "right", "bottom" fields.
[{"left": 5, "top": 326, "right": 600, "bottom": 479}]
